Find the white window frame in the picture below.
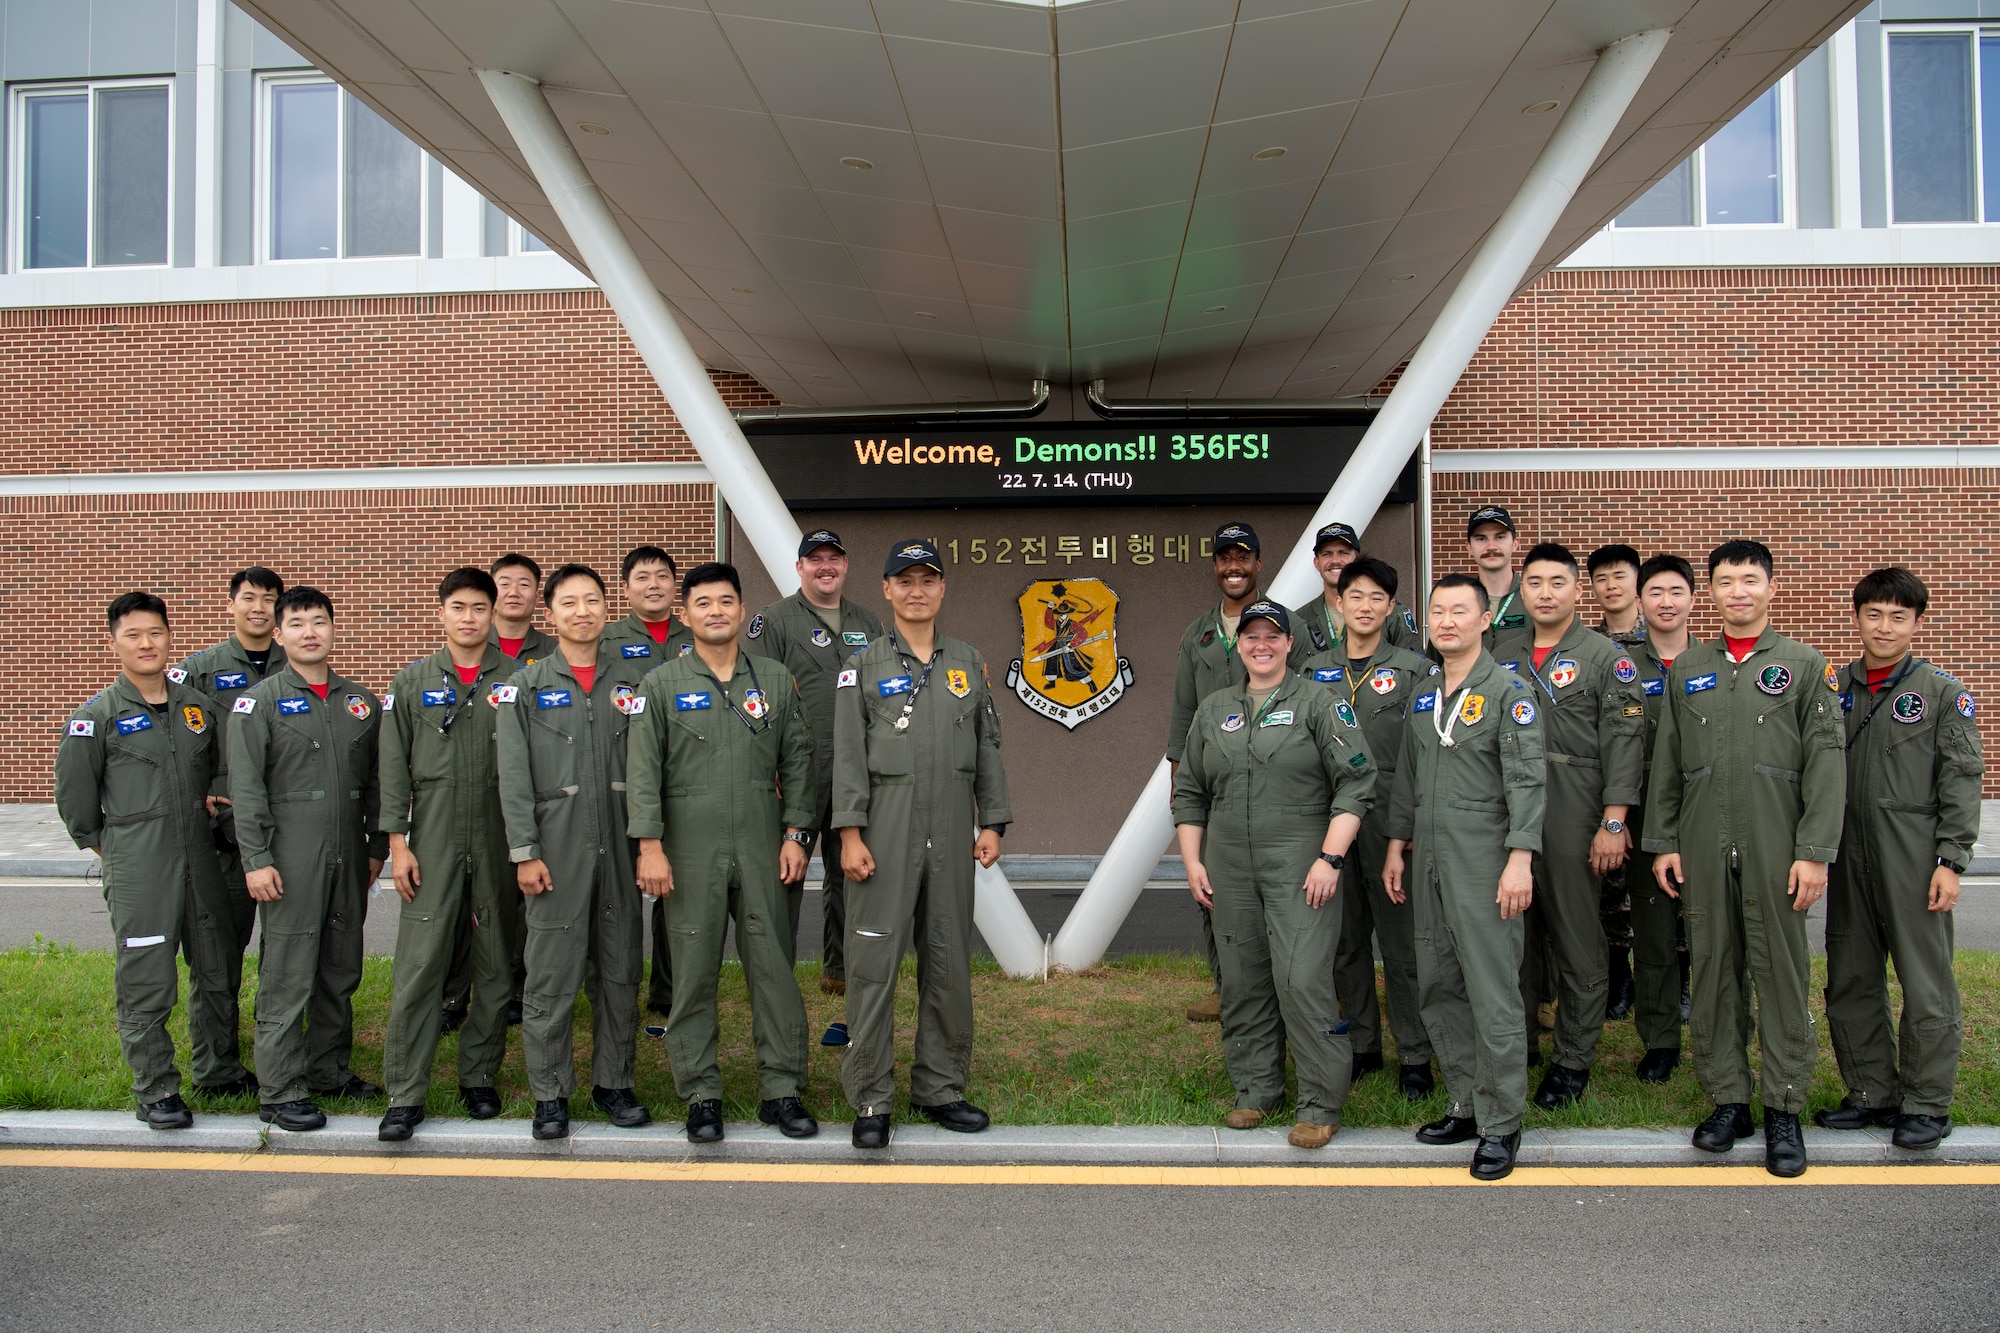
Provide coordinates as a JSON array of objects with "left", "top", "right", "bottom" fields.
[
  {"left": 1612, "top": 74, "right": 1796, "bottom": 230},
  {"left": 1881, "top": 23, "right": 2000, "bottom": 226},
  {"left": 8, "top": 77, "right": 177, "bottom": 273},
  {"left": 256, "top": 71, "right": 431, "bottom": 263}
]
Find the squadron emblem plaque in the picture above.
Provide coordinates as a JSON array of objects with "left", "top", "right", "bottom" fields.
[{"left": 1004, "top": 578, "right": 1133, "bottom": 730}]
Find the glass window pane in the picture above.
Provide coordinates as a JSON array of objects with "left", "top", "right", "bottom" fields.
[
  {"left": 25, "top": 95, "right": 89, "bottom": 269},
  {"left": 521, "top": 229, "right": 551, "bottom": 252},
  {"left": 343, "top": 96, "right": 419, "bottom": 257},
  {"left": 1705, "top": 85, "right": 1783, "bottom": 224},
  {"left": 1616, "top": 158, "right": 1694, "bottom": 227},
  {"left": 1982, "top": 35, "right": 2000, "bottom": 221},
  {"left": 93, "top": 86, "right": 169, "bottom": 266},
  {"left": 1890, "top": 32, "right": 1976, "bottom": 223},
  {"left": 272, "top": 82, "right": 338, "bottom": 259}
]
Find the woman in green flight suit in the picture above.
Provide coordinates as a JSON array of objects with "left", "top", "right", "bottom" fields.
[{"left": 1172, "top": 600, "right": 1377, "bottom": 1147}]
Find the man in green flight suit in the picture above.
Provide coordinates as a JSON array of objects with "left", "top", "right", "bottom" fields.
[
  {"left": 1287, "top": 522, "right": 1421, "bottom": 666},
  {"left": 1644, "top": 540, "right": 1845, "bottom": 1178},
  {"left": 1490, "top": 542, "right": 1646, "bottom": 1110},
  {"left": 375, "top": 568, "right": 519, "bottom": 1141},
  {"left": 1300, "top": 556, "right": 1439, "bottom": 1098},
  {"left": 745, "top": 528, "right": 884, "bottom": 1022},
  {"left": 57, "top": 592, "right": 231, "bottom": 1130},
  {"left": 170, "top": 565, "right": 288, "bottom": 1097},
  {"left": 230, "top": 587, "right": 387, "bottom": 1132},
  {"left": 1818, "top": 567, "right": 1983, "bottom": 1152},
  {"left": 1384, "top": 574, "right": 1546, "bottom": 1181},
  {"left": 1467, "top": 506, "right": 1527, "bottom": 648},
  {"left": 1167, "top": 521, "right": 1263, "bottom": 1022},
  {"left": 630, "top": 562, "right": 819, "bottom": 1143},
  {"left": 601, "top": 544, "right": 695, "bottom": 1019},
  {"left": 832, "top": 539, "right": 1012, "bottom": 1150},
  {"left": 1587, "top": 543, "right": 1649, "bottom": 1022},
  {"left": 497, "top": 563, "right": 656, "bottom": 1141}
]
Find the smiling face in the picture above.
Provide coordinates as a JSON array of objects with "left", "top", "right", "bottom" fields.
[
  {"left": 623, "top": 558, "right": 676, "bottom": 622},
  {"left": 883, "top": 567, "right": 944, "bottom": 626},
  {"left": 1522, "top": 558, "right": 1581, "bottom": 629},
  {"left": 1592, "top": 562, "right": 1638, "bottom": 617},
  {"left": 796, "top": 546, "right": 849, "bottom": 607},
  {"left": 1709, "top": 560, "right": 1773, "bottom": 634},
  {"left": 1213, "top": 545, "right": 1261, "bottom": 603},
  {"left": 1313, "top": 540, "right": 1358, "bottom": 590},
  {"left": 684, "top": 579, "right": 745, "bottom": 646},
  {"left": 1237, "top": 620, "right": 1291, "bottom": 683},
  {"left": 1338, "top": 574, "right": 1391, "bottom": 639},
  {"left": 547, "top": 574, "right": 607, "bottom": 647},
  {"left": 229, "top": 582, "right": 279, "bottom": 646},
  {"left": 277, "top": 605, "right": 333, "bottom": 667},
  {"left": 110, "top": 610, "right": 171, "bottom": 681},
  {"left": 1855, "top": 600, "right": 1922, "bottom": 668},
  {"left": 1640, "top": 571, "right": 1692, "bottom": 637}
]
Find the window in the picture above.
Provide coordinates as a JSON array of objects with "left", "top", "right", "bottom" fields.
[
  {"left": 12, "top": 81, "right": 171, "bottom": 269},
  {"left": 1615, "top": 82, "right": 1790, "bottom": 228},
  {"left": 481, "top": 199, "right": 552, "bottom": 255},
  {"left": 1885, "top": 27, "right": 2000, "bottom": 223},
  {"left": 263, "top": 76, "right": 423, "bottom": 260}
]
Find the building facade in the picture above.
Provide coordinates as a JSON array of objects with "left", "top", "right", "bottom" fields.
[{"left": 3, "top": 1, "right": 1997, "bottom": 818}]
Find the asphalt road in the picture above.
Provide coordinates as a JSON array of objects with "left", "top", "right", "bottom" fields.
[
  {"left": 8, "top": 876, "right": 2000, "bottom": 961},
  {"left": 2, "top": 1164, "right": 1995, "bottom": 1331}
]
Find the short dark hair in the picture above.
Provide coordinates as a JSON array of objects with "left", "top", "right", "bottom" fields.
[
  {"left": 107, "top": 590, "right": 168, "bottom": 631},
  {"left": 621, "top": 545, "right": 677, "bottom": 583},
  {"left": 1431, "top": 572, "right": 1489, "bottom": 613},
  {"left": 1338, "top": 556, "right": 1399, "bottom": 600},
  {"left": 489, "top": 553, "right": 541, "bottom": 583},
  {"left": 1520, "top": 541, "right": 1578, "bottom": 574},
  {"left": 680, "top": 562, "right": 741, "bottom": 601},
  {"left": 1637, "top": 553, "right": 1695, "bottom": 594},
  {"left": 545, "top": 563, "right": 606, "bottom": 602},
  {"left": 275, "top": 586, "right": 334, "bottom": 622},
  {"left": 1587, "top": 544, "right": 1641, "bottom": 577},
  {"left": 1707, "top": 539, "right": 1773, "bottom": 578},
  {"left": 1852, "top": 566, "right": 1928, "bottom": 615},
  {"left": 229, "top": 567, "right": 284, "bottom": 598},
  {"left": 438, "top": 567, "right": 497, "bottom": 605}
]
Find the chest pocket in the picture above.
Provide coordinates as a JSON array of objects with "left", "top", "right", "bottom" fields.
[
  {"left": 864, "top": 688, "right": 912, "bottom": 777},
  {"left": 101, "top": 740, "right": 167, "bottom": 824},
  {"left": 951, "top": 698, "right": 980, "bottom": 776}
]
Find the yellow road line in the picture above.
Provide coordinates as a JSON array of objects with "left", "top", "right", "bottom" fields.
[{"left": 2, "top": 1148, "right": 1997, "bottom": 1188}]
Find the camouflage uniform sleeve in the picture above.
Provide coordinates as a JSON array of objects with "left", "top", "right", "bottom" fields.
[
  {"left": 1169, "top": 704, "right": 1212, "bottom": 827},
  {"left": 53, "top": 704, "right": 107, "bottom": 851},
  {"left": 494, "top": 675, "right": 541, "bottom": 862},
  {"left": 1639, "top": 677, "right": 1684, "bottom": 856},
  {"left": 624, "top": 666, "right": 669, "bottom": 841},
  {"left": 971, "top": 656, "right": 1012, "bottom": 828},
  {"left": 1597, "top": 652, "right": 1648, "bottom": 808},
  {"left": 829, "top": 654, "right": 871, "bottom": 830},
  {"left": 227, "top": 689, "right": 278, "bottom": 873},
  {"left": 377, "top": 667, "right": 416, "bottom": 837},
  {"left": 1934, "top": 683, "right": 1984, "bottom": 867},
  {"left": 1500, "top": 682, "right": 1546, "bottom": 854},
  {"left": 776, "top": 673, "right": 818, "bottom": 831},
  {"left": 1794, "top": 654, "right": 1847, "bottom": 864},
  {"left": 1317, "top": 693, "right": 1376, "bottom": 821}
]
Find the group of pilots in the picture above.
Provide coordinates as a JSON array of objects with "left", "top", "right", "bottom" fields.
[{"left": 55, "top": 506, "right": 1980, "bottom": 1177}]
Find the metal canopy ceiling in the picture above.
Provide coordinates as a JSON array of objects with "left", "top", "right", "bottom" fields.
[{"left": 238, "top": 0, "right": 1863, "bottom": 410}]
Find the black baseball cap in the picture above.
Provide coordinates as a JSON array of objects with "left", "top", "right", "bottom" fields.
[
  {"left": 883, "top": 538, "right": 945, "bottom": 577},
  {"left": 798, "top": 528, "right": 845, "bottom": 559},
  {"left": 1466, "top": 505, "right": 1516, "bottom": 537},
  {"left": 1313, "top": 522, "right": 1361, "bottom": 552},
  {"left": 1212, "top": 522, "right": 1259, "bottom": 555},
  {"left": 1237, "top": 600, "right": 1290, "bottom": 634}
]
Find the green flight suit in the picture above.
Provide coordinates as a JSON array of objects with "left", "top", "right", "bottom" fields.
[
  {"left": 491, "top": 623, "right": 558, "bottom": 666},
  {"left": 1492, "top": 618, "right": 1646, "bottom": 1073},
  {"left": 1387, "top": 652, "right": 1546, "bottom": 1136},
  {"left": 1482, "top": 572, "right": 1528, "bottom": 649},
  {"left": 1299, "top": 642, "right": 1439, "bottom": 1070},
  {"left": 602, "top": 612, "right": 695, "bottom": 1012},
  {"left": 496, "top": 644, "right": 652, "bottom": 1100},
  {"left": 1624, "top": 636, "right": 1689, "bottom": 1055},
  {"left": 228, "top": 666, "right": 386, "bottom": 1106},
  {"left": 376, "top": 647, "right": 517, "bottom": 1109},
  {"left": 1169, "top": 604, "right": 1251, "bottom": 986},
  {"left": 55, "top": 678, "right": 227, "bottom": 1102},
  {"left": 171, "top": 637, "right": 287, "bottom": 1087},
  {"left": 1172, "top": 675, "right": 1377, "bottom": 1124},
  {"left": 1287, "top": 596, "right": 1421, "bottom": 667},
  {"left": 831, "top": 631, "right": 1012, "bottom": 1116},
  {"left": 746, "top": 591, "right": 883, "bottom": 977},
  {"left": 626, "top": 650, "right": 817, "bottom": 1103},
  {"left": 1640, "top": 628, "right": 1845, "bottom": 1116},
  {"left": 1826, "top": 657, "right": 1983, "bottom": 1117},
  {"left": 1593, "top": 622, "right": 1651, "bottom": 956}
]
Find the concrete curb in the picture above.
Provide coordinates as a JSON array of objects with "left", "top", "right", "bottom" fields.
[{"left": 4, "top": 1111, "right": 1995, "bottom": 1168}]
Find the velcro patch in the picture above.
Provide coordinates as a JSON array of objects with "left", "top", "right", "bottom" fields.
[
  {"left": 1313, "top": 667, "right": 1345, "bottom": 682},
  {"left": 489, "top": 684, "right": 518, "bottom": 707},
  {"left": 1642, "top": 679, "right": 1664, "bottom": 696},
  {"left": 1686, "top": 674, "right": 1717, "bottom": 694},
  {"left": 837, "top": 669, "right": 858, "bottom": 689},
  {"left": 1891, "top": 691, "right": 1926, "bottom": 724},
  {"left": 537, "top": 689, "right": 572, "bottom": 708},
  {"left": 232, "top": 696, "right": 256, "bottom": 715},
  {"left": 1621, "top": 704, "right": 1645, "bottom": 717},
  {"left": 622, "top": 644, "right": 651, "bottom": 658},
  {"left": 1757, "top": 664, "right": 1792, "bottom": 696},
  {"left": 214, "top": 672, "right": 248, "bottom": 690},
  {"left": 1511, "top": 699, "right": 1536, "bottom": 726},
  {"left": 277, "top": 698, "right": 311, "bottom": 715},
  {"left": 382, "top": 693, "right": 395, "bottom": 712},
  {"left": 115, "top": 714, "right": 153, "bottom": 735},
  {"left": 66, "top": 719, "right": 95, "bottom": 737},
  {"left": 1333, "top": 700, "right": 1358, "bottom": 728},
  {"left": 1369, "top": 667, "right": 1397, "bottom": 695},
  {"left": 1411, "top": 692, "right": 1437, "bottom": 713},
  {"left": 1614, "top": 658, "right": 1637, "bottom": 683},
  {"left": 1958, "top": 692, "right": 1977, "bottom": 718},
  {"left": 878, "top": 675, "right": 913, "bottom": 696},
  {"left": 165, "top": 667, "right": 187, "bottom": 684},
  {"left": 1221, "top": 713, "right": 1245, "bottom": 732},
  {"left": 421, "top": 689, "right": 456, "bottom": 707},
  {"left": 675, "top": 692, "right": 712, "bottom": 711},
  {"left": 745, "top": 613, "right": 764, "bottom": 639},
  {"left": 844, "top": 631, "right": 869, "bottom": 646},
  {"left": 1258, "top": 710, "right": 1295, "bottom": 727}
]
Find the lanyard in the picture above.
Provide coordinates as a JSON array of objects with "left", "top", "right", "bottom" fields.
[
  {"left": 1492, "top": 592, "right": 1516, "bottom": 627},
  {"left": 717, "top": 655, "right": 769, "bottom": 736},
  {"left": 1845, "top": 660, "right": 1917, "bottom": 752},
  {"left": 437, "top": 666, "right": 475, "bottom": 734},
  {"left": 1432, "top": 681, "right": 1472, "bottom": 749},
  {"left": 889, "top": 632, "right": 943, "bottom": 731},
  {"left": 1216, "top": 606, "right": 1240, "bottom": 661}
]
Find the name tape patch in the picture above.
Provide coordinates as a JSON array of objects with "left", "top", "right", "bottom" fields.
[
  {"left": 537, "top": 689, "right": 572, "bottom": 709},
  {"left": 115, "top": 714, "right": 153, "bottom": 734},
  {"left": 675, "top": 692, "right": 713, "bottom": 711},
  {"left": 277, "top": 697, "right": 311, "bottom": 715},
  {"left": 214, "top": 672, "right": 248, "bottom": 690}
]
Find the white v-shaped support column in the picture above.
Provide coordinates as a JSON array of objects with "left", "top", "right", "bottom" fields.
[
  {"left": 1048, "top": 28, "right": 1673, "bottom": 974},
  {"left": 479, "top": 69, "right": 1047, "bottom": 977}
]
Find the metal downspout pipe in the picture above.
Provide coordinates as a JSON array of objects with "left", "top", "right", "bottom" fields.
[{"left": 1047, "top": 28, "right": 1673, "bottom": 973}]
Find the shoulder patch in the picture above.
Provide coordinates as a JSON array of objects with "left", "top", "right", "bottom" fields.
[
  {"left": 1613, "top": 658, "right": 1637, "bottom": 683},
  {"left": 746, "top": 613, "right": 764, "bottom": 639},
  {"left": 1957, "top": 691, "right": 1976, "bottom": 718},
  {"left": 165, "top": 666, "right": 187, "bottom": 684},
  {"left": 1333, "top": 699, "right": 1358, "bottom": 727},
  {"left": 1512, "top": 699, "right": 1536, "bottom": 725},
  {"left": 837, "top": 669, "right": 858, "bottom": 689},
  {"left": 489, "top": 684, "right": 518, "bottom": 707},
  {"left": 1824, "top": 664, "right": 1839, "bottom": 692},
  {"left": 66, "top": 718, "right": 95, "bottom": 737},
  {"left": 232, "top": 696, "right": 257, "bottom": 715},
  {"left": 382, "top": 693, "right": 395, "bottom": 712}
]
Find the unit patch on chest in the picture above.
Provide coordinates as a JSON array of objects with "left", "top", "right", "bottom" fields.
[
  {"left": 740, "top": 688, "right": 768, "bottom": 720},
  {"left": 946, "top": 669, "right": 971, "bottom": 698},
  {"left": 182, "top": 705, "right": 208, "bottom": 735},
  {"left": 1369, "top": 667, "right": 1397, "bottom": 695},
  {"left": 1757, "top": 665, "right": 1792, "bottom": 696},
  {"left": 1548, "top": 660, "right": 1578, "bottom": 689},
  {"left": 1891, "top": 691, "right": 1926, "bottom": 724},
  {"left": 1614, "top": 658, "right": 1637, "bottom": 683},
  {"left": 1457, "top": 693, "right": 1485, "bottom": 725},
  {"left": 1221, "top": 713, "right": 1245, "bottom": 733},
  {"left": 811, "top": 628, "right": 832, "bottom": 647},
  {"left": 346, "top": 695, "right": 371, "bottom": 720}
]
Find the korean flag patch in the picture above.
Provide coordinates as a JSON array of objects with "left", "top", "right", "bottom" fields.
[
  {"left": 622, "top": 644, "right": 651, "bottom": 659},
  {"left": 1511, "top": 699, "right": 1537, "bottom": 726},
  {"left": 746, "top": 613, "right": 765, "bottom": 640},
  {"left": 382, "top": 693, "right": 395, "bottom": 712},
  {"left": 66, "top": 719, "right": 95, "bottom": 737},
  {"left": 1614, "top": 658, "right": 1638, "bottom": 683},
  {"left": 232, "top": 696, "right": 257, "bottom": 715},
  {"left": 488, "top": 684, "right": 518, "bottom": 707},
  {"left": 165, "top": 667, "right": 187, "bottom": 684},
  {"left": 1220, "top": 713, "right": 1245, "bottom": 733},
  {"left": 837, "top": 669, "right": 858, "bottom": 689}
]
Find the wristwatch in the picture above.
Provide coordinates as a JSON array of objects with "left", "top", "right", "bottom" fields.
[
  {"left": 1601, "top": 818, "right": 1626, "bottom": 835},
  {"left": 1939, "top": 856, "right": 1967, "bottom": 874},
  {"left": 783, "top": 830, "right": 813, "bottom": 847},
  {"left": 1319, "top": 852, "right": 1345, "bottom": 870}
]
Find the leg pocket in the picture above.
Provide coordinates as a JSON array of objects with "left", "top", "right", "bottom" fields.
[{"left": 847, "top": 922, "right": 900, "bottom": 986}]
